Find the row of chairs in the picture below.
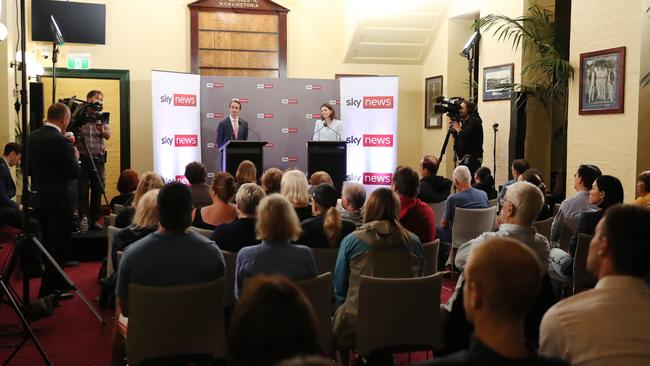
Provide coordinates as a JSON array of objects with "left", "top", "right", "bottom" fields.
[{"left": 123, "top": 271, "right": 445, "bottom": 365}]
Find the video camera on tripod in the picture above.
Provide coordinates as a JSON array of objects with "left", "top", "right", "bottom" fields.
[
  {"left": 434, "top": 96, "right": 464, "bottom": 122},
  {"left": 59, "top": 96, "right": 109, "bottom": 133}
]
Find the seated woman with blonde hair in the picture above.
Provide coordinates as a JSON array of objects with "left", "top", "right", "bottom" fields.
[
  {"left": 234, "top": 194, "right": 317, "bottom": 298},
  {"left": 191, "top": 171, "right": 238, "bottom": 230},
  {"left": 281, "top": 170, "right": 313, "bottom": 222},
  {"left": 115, "top": 171, "right": 164, "bottom": 228}
]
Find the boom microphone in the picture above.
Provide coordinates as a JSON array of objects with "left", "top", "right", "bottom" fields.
[{"left": 245, "top": 124, "right": 262, "bottom": 141}]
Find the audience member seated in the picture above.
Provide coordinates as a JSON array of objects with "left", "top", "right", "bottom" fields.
[
  {"left": 184, "top": 161, "right": 211, "bottom": 208},
  {"left": 281, "top": 170, "right": 313, "bottom": 222},
  {"left": 116, "top": 182, "right": 226, "bottom": 318},
  {"left": 436, "top": 166, "right": 488, "bottom": 244},
  {"left": 417, "top": 155, "right": 452, "bottom": 204},
  {"left": 191, "top": 172, "right": 237, "bottom": 230},
  {"left": 442, "top": 182, "right": 552, "bottom": 352},
  {"left": 497, "top": 158, "right": 530, "bottom": 201},
  {"left": 634, "top": 170, "right": 650, "bottom": 206},
  {"left": 393, "top": 166, "right": 436, "bottom": 243},
  {"left": 236, "top": 160, "right": 257, "bottom": 188},
  {"left": 109, "top": 169, "right": 139, "bottom": 211},
  {"left": 550, "top": 164, "right": 601, "bottom": 243},
  {"left": 472, "top": 166, "right": 497, "bottom": 200},
  {"left": 339, "top": 181, "right": 366, "bottom": 227},
  {"left": 518, "top": 169, "right": 553, "bottom": 221},
  {"left": 0, "top": 142, "right": 42, "bottom": 273},
  {"left": 297, "top": 184, "right": 356, "bottom": 248},
  {"left": 112, "top": 189, "right": 160, "bottom": 272},
  {"left": 548, "top": 175, "right": 624, "bottom": 289},
  {"left": 227, "top": 275, "right": 320, "bottom": 366},
  {"left": 234, "top": 194, "right": 317, "bottom": 298},
  {"left": 261, "top": 167, "right": 283, "bottom": 195},
  {"left": 423, "top": 238, "right": 567, "bottom": 366},
  {"left": 333, "top": 187, "right": 424, "bottom": 347},
  {"left": 309, "top": 171, "right": 332, "bottom": 187},
  {"left": 115, "top": 171, "right": 164, "bottom": 228},
  {"left": 540, "top": 204, "right": 650, "bottom": 365},
  {"left": 211, "top": 183, "right": 264, "bottom": 252}
]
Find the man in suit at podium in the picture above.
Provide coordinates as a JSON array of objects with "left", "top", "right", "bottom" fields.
[{"left": 216, "top": 99, "right": 248, "bottom": 149}]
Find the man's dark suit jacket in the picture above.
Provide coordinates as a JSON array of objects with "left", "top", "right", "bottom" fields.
[
  {"left": 216, "top": 117, "right": 249, "bottom": 149},
  {"left": 28, "top": 125, "right": 80, "bottom": 211},
  {"left": 0, "top": 157, "right": 18, "bottom": 214}
]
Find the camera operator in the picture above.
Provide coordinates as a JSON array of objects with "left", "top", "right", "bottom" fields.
[
  {"left": 449, "top": 99, "right": 483, "bottom": 180},
  {"left": 75, "top": 90, "right": 110, "bottom": 230}
]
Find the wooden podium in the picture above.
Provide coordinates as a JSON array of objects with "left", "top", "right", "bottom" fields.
[
  {"left": 219, "top": 141, "right": 267, "bottom": 179},
  {"left": 307, "top": 141, "right": 347, "bottom": 193}
]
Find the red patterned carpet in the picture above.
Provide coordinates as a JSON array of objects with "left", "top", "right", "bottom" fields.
[
  {"left": 1, "top": 262, "right": 456, "bottom": 365},
  {"left": 0, "top": 262, "right": 114, "bottom": 366}
]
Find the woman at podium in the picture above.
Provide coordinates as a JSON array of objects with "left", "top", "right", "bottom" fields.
[{"left": 313, "top": 103, "right": 343, "bottom": 141}]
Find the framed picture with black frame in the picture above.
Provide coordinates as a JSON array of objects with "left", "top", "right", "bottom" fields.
[
  {"left": 579, "top": 46, "right": 625, "bottom": 115},
  {"left": 425, "top": 75, "right": 443, "bottom": 128},
  {"left": 483, "top": 63, "right": 514, "bottom": 101}
]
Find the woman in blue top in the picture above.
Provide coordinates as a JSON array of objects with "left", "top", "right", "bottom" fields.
[
  {"left": 234, "top": 194, "right": 317, "bottom": 298},
  {"left": 332, "top": 187, "right": 424, "bottom": 347},
  {"left": 313, "top": 103, "right": 343, "bottom": 141}
]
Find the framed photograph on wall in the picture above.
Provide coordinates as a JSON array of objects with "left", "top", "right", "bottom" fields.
[
  {"left": 483, "top": 63, "right": 514, "bottom": 101},
  {"left": 579, "top": 46, "right": 625, "bottom": 115},
  {"left": 425, "top": 75, "right": 443, "bottom": 128}
]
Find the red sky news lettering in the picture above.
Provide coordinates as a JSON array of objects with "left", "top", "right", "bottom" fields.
[
  {"left": 174, "top": 135, "right": 198, "bottom": 147},
  {"left": 363, "top": 134, "right": 393, "bottom": 147},
  {"left": 363, "top": 173, "right": 393, "bottom": 185},
  {"left": 363, "top": 96, "right": 394, "bottom": 109},
  {"left": 173, "top": 94, "right": 197, "bottom": 107}
]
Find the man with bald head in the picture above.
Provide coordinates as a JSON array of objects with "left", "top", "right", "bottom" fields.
[
  {"left": 423, "top": 238, "right": 566, "bottom": 365},
  {"left": 441, "top": 181, "right": 553, "bottom": 353}
]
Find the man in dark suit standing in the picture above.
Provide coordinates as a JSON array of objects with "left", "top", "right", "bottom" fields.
[
  {"left": 216, "top": 99, "right": 248, "bottom": 149},
  {"left": 28, "top": 103, "right": 80, "bottom": 298}
]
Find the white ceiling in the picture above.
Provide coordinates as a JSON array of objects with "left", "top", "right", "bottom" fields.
[{"left": 344, "top": 1, "right": 448, "bottom": 65}]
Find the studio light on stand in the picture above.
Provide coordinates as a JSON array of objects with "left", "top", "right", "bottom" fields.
[
  {"left": 0, "top": 22, "right": 7, "bottom": 41},
  {"left": 49, "top": 15, "right": 64, "bottom": 103},
  {"left": 460, "top": 31, "right": 480, "bottom": 102}
]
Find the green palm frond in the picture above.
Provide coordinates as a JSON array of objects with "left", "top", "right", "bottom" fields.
[{"left": 474, "top": 2, "right": 574, "bottom": 108}]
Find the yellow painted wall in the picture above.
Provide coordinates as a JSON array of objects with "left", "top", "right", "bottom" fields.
[
  {"left": 637, "top": 5, "right": 650, "bottom": 190},
  {"left": 566, "top": 0, "right": 646, "bottom": 201},
  {"left": 478, "top": 0, "right": 524, "bottom": 187}
]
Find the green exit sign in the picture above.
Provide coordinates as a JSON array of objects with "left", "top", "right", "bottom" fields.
[{"left": 67, "top": 54, "right": 91, "bottom": 70}]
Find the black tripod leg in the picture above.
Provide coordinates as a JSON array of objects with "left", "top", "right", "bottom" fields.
[
  {"left": 29, "top": 236, "right": 106, "bottom": 326},
  {"left": 0, "top": 280, "right": 52, "bottom": 366}
]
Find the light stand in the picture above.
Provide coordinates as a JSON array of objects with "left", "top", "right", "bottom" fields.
[
  {"left": 49, "top": 16, "right": 64, "bottom": 104},
  {"left": 492, "top": 123, "right": 499, "bottom": 183},
  {"left": 1, "top": 4, "right": 106, "bottom": 364}
]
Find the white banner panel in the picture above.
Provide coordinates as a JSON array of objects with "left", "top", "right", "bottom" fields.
[
  {"left": 341, "top": 77, "right": 399, "bottom": 191},
  {"left": 151, "top": 71, "right": 201, "bottom": 182}
]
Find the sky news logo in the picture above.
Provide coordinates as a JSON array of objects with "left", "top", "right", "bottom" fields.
[
  {"left": 173, "top": 94, "right": 197, "bottom": 107},
  {"left": 282, "top": 128, "right": 299, "bottom": 134},
  {"left": 306, "top": 113, "right": 321, "bottom": 119},
  {"left": 206, "top": 112, "right": 224, "bottom": 119},
  {"left": 206, "top": 82, "right": 224, "bottom": 88},
  {"left": 161, "top": 134, "right": 198, "bottom": 147},
  {"left": 257, "top": 113, "right": 274, "bottom": 119},
  {"left": 345, "top": 134, "right": 394, "bottom": 147},
  {"left": 282, "top": 156, "right": 299, "bottom": 162},
  {"left": 282, "top": 98, "right": 298, "bottom": 104},
  {"left": 362, "top": 173, "right": 392, "bottom": 185},
  {"left": 175, "top": 175, "right": 190, "bottom": 185},
  {"left": 329, "top": 99, "right": 341, "bottom": 105},
  {"left": 305, "top": 84, "right": 322, "bottom": 91},
  {"left": 345, "top": 96, "right": 394, "bottom": 109},
  {"left": 237, "top": 98, "right": 249, "bottom": 104},
  {"left": 265, "top": 142, "right": 274, "bottom": 148},
  {"left": 257, "top": 83, "right": 273, "bottom": 89}
]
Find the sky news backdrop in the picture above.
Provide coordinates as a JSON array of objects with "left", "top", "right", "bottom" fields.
[
  {"left": 200, "top": 76, "right": 340, "bottom": 176},
  {"left": 152, "top": 72, "right": 399, "bottom": 190}
]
